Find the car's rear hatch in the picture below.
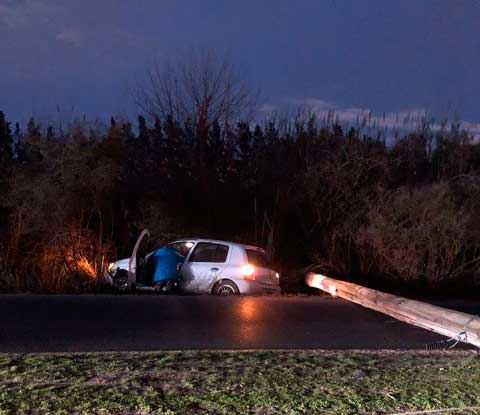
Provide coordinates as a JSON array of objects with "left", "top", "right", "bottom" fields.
[
  {"left": 245, "top": 248, "right": 279, "bottom": 285},
  {"left": 255, "top": 267, "right": 279, "bottom": 285}
]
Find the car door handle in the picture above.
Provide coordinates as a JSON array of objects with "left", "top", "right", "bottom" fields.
[{"left": 210, "top": 267, "right": 219, "bottom": 272}]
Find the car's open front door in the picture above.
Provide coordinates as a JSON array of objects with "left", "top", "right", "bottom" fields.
[{"left": 128, "top": 229, "right": 150, "bottom": 289}]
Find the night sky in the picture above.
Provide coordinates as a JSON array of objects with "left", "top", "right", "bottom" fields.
[{"left": 1, "top": 0, "right": 479, "bottom": 134}]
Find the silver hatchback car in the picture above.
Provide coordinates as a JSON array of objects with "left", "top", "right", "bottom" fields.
[
  {"left": 169, "top": 239, "right": 280, "bottom": 295},
  {"left": 107, "top": 233, "right": 280, "bottom": 295}
]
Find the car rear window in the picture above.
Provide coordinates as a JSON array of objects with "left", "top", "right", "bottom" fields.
[
  {"left": 189, "top": 242, "right": 229, "bottom": 263},
  {"left": 246, "top": 249, "right": 271, "bottom": 267}
]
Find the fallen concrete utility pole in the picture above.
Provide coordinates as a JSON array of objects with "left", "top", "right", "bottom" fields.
[{"left": 305, "top": 273, "right": 480, "bottom": 348}]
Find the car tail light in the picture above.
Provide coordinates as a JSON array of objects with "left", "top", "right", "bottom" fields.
[{"left": 242, "top": 264, "right": 255, "bottom": 281}]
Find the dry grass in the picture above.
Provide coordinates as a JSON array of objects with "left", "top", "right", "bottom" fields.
[{"left": 0, "top": 350, "right": 479, "bottom": 415}]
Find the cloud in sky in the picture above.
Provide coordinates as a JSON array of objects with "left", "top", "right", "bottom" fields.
[
  {"left": 0, "top": 0, "right": 64, "bottom": 27},
  {"left": 262, "top": 98, "right": 480, "bottom": 141},
  {"left": 0, "top": 0, "right": 152, "bottom": 65},
  {"left": 56, "top": 29, "right": 83, "bottom": 47},
  {"left": 0, "top": 0, "right": 158, "bottom": 120}
]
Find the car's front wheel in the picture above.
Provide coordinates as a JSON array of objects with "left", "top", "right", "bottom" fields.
[
  {"left": 112, "top": 269, "right": 131, "bottom": 293},
  {"left": 212, "top": 279, "right": 239, "bottom": 296}
]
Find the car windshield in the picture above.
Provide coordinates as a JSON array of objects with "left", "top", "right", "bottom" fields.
[
  {"left": 246, "top": 249, "right": 271, "bottom": 267},
  {"left": 168, "top": 241, "right": 194, "bottom": 257}
]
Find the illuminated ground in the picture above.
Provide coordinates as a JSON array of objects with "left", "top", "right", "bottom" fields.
[{"left": 0, "top": 351, "right": 479, "bottom": 415}]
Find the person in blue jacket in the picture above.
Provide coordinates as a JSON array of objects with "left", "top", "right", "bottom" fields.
[{"left": 149, "top": 246, "right": 185, "bottom": 293}]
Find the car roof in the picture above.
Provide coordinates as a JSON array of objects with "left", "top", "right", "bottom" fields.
[{"left": 170, "top": 238, "right": 265, "bottom": 252}]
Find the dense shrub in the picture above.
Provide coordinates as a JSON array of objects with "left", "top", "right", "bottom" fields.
[{"left": 355, "top": 183, "right": 479, "bottom": 284}]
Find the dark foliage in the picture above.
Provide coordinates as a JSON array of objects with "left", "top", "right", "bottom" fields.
[{"left": 0, "top": 110, "right": 479, "bottom": 295}]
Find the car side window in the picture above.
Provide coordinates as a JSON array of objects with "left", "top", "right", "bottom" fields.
[{"left": 189, "top": 242, "right": 229, "bottom": 263}]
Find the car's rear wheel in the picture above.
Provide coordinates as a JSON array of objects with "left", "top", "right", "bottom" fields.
[{"left": 212, "top": 280, "right": 239, "bottom": 296}]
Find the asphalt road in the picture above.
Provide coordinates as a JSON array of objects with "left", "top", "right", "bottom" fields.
[{"left": 1, "top": 294, "right": 467, "bottom": 353}]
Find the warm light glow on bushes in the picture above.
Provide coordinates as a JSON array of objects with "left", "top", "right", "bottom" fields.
[
  {"left": 35, "top": 224, "right": 113, "bottom": 292},
  {"left": 75, "top": 256, "right": 97, "bottom": 279}
]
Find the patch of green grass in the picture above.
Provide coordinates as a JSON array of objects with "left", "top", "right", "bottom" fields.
[{"left": 0, "top": 351, "right": 479, "bottom": 414}]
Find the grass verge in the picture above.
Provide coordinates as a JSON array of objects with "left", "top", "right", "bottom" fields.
[{"left": 0, "top": 350, "right": 479, "bottom": 414}]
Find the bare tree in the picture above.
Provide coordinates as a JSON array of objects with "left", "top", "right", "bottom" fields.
[{"left": 133, "top": 49, "right": 258, "bottom": 134}]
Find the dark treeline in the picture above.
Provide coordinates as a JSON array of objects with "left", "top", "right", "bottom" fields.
[{"left": 1, "top": 109, "right": 480, "bottom": 296}]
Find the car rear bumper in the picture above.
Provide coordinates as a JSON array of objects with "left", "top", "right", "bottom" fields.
[{"left": 236, "top": 279, "right": 281, "bottom": 295}]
